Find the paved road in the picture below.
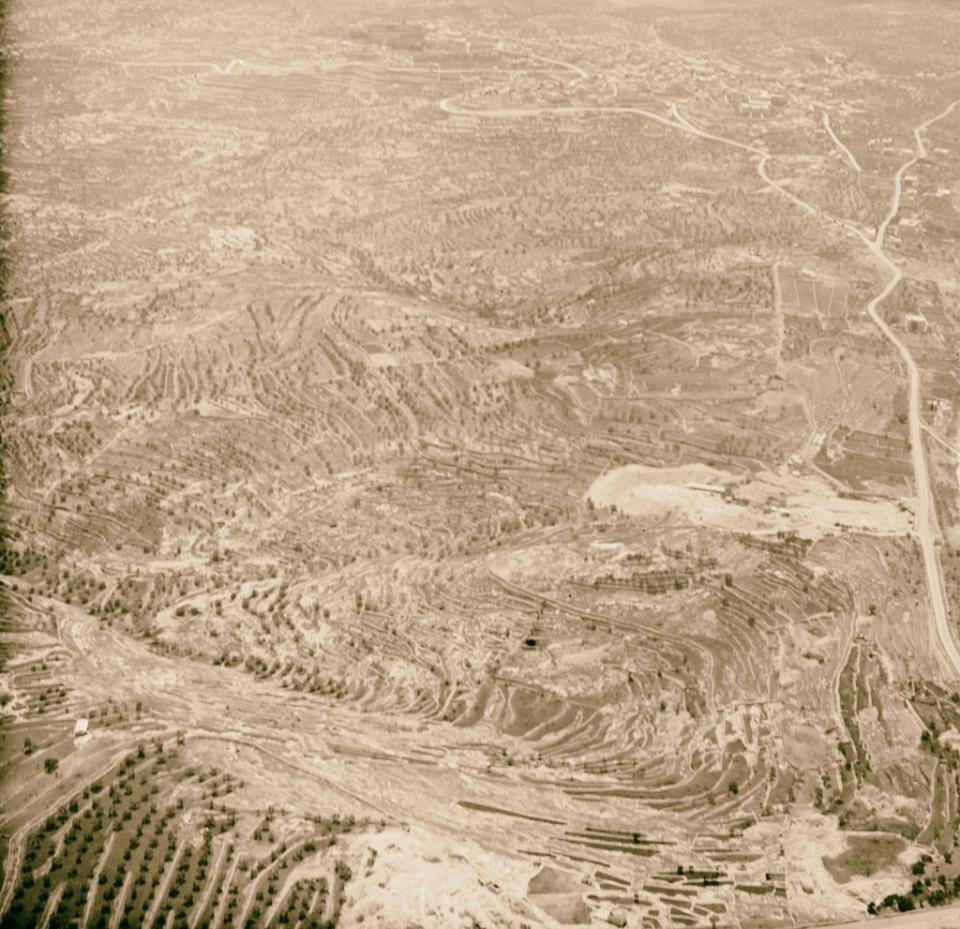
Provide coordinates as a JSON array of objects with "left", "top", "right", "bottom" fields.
[
  {"left": 856, "top": 100, "right": 960, "bottom": 679},
  {"left": 808, "top": 904, "right": 960, "bottom": 929},
  {"left": 439, "top": 91, "right": 960, "bottom": 681},
  {"left": 438, "top": 98, "right": 761, "bottom": 154}
]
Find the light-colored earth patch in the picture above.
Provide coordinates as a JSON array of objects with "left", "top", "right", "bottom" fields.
[
  {"left": 208, "top": 225, "right": 258, "bottom": 250},
  {"left": 586, "top": 464, "right": 913, "bottom": 537},
  {"left": 784, "top": 723, "right": 831, "bottom": 769},
  {"left": 339, "top": 827, "right": 539, "bottom": 929},
  {"left": 496, "top": 358, "right": 534, "bottom": 378},
  {"left": 761, "top": 813, "right": 909, "bottom": 924}
]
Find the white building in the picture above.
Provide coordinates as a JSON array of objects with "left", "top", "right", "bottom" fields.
[{"left": 905, "top": 313, "right": 928, "bottom": 333}]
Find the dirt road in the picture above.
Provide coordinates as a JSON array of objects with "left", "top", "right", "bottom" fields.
[
  {"left": 811, "top": 904, "right": 960, "bottom": 929},
  {"left": 822, "top": 111, "right": 862, "bottom": 173},
  {"left": 856, "top": 100, "right": 960, "bottom": 679},
  {"left": 439, "top": 89, "right": 960, "bottom": 680}
]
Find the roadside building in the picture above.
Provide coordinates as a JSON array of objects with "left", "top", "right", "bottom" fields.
[{"left": 905, "top": 313, "right": 928, "bottom": 334}]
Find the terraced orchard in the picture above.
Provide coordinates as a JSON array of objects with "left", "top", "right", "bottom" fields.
[
  {"left": 1, "top": 734, "right": 358, "bottom": 929},
  {"left": 5, "top": 0, "right": 960, "bottom": 927}
]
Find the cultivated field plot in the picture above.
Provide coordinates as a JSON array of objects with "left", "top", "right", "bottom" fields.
[
  {"left": 777, "top": 268, "right": 850, "bottom": 324},
  {"left": 3, "top": 0, "right": 960, "bottom": 928}
]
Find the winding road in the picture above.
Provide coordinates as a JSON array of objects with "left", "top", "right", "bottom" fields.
[
  {"left": 439, "top": 91, "right": 960, "bottom": 680},
  {"left": 822, "top": 111, "right": 863, "bottom": 173},
  {"left": 855, "top": 100, "right": 960, "bottom": 678}
]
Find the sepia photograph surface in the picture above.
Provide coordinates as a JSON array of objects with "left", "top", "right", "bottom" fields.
[{"left": 2, "top": 1, "right": 960, "bottom": 928}]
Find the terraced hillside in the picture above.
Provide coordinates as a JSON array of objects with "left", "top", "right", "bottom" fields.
[{"left": 4, "top": 0, "right": 960, "bottom": 927}]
